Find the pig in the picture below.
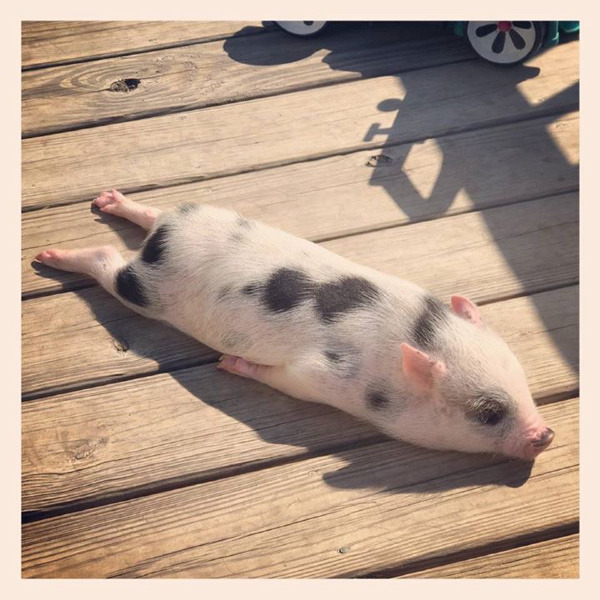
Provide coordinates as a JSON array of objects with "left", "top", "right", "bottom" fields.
[{"left": 35, "top": 189, "right": 554, "bottom": 461}]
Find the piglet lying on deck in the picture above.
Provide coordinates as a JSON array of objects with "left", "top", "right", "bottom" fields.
[{"left": 36, "top": 190, "right": 554, "bottom": 460}]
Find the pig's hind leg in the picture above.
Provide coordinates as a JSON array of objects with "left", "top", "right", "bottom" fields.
[
  {"left": 93, "top": 189, "right": 161, "bottom": 231},
  {"left": 35, "top": 244, "right": 159, "bottom": 319},
  {"left": 36, "top": 245, "right": 126, "bottom": 294}
]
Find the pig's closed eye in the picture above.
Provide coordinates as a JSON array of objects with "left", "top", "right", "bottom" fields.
[
  {"left": 468, "top": 394, "right": 507, "bottom": 426},
  {"left": 477, "top": 404, "right": 505, "bottom": 426}
]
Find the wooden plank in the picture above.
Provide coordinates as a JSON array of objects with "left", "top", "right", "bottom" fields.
[
  {"left": 22, "top": 21, "right": 264, "bottom": 69},
  {"left": 21, "top": 286, "right": 579, "bottom": 514},
  {"left": 400, "top": 534, "right": 579, "bottom": 578},
  {"left": 22, "top": 112, "right": 579, "bottom": 297},
  {"left": 22, "top": 23, "right": 473, "bottom": 137},
  {"left": 21, "top": 397, "right": 579, "bottom": 578},
  {"left": 21, "top": 40, "right": 579, "bottom": 211},
  {"left": 21, "top": 194, "right": 579, "bottom": 397}
]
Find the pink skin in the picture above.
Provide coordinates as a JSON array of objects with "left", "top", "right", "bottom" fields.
[
  {"left": 34, "top": 189, "right": 162, "bottom": 282},
  {"left": 34, "top": 246, "right": 125, "bottom": 287},
  {"left": 503, "top": 414, "right": 555, "bottom": 460},
  {"left": 217, "top": 355, "right": 270, "bottom": 381},
  {"left": 93, "top": 189, "right": 161, "bottom": 231}
]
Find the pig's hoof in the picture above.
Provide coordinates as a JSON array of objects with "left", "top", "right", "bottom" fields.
[
  {"left": 34, "top": 248, "right": 68, "bottom": 270},
  {"left": 217, "top": 355, "right": 262, "bottom": 379},
  {"left": 217, "top": 355, "right": 244, "bottom": 373},
  {"left": 93, "top": 189, "right": 127, "bottom": 214}
]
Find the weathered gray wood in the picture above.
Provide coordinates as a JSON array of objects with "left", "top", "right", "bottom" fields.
[
  {"left": 22, "top": 24, "right": 474, "bottom": 136},
  {"left": 21, "top": 285, "right": 579, "bottom": 513},
  {"left": 21, "top": 398, "right": 579, "bottom": 578},
  {"left": 22, "top": 113, "right": 579, "bottom": 297},
  {"left": 21, "top": 195, "right": 579, "bottom": 398},
  {"left": 401, "top": 534, "right": 579, "bottom": 578},
  {"left": 21, "top": 40, "right": 579, "bottom": 210},
  {"left": 22, "top": 21, "right": 264, "bottom": 68}
]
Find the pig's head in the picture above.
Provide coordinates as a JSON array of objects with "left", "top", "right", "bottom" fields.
[{"left": 381, "top": 295, "right": 553, "bottom": 460}]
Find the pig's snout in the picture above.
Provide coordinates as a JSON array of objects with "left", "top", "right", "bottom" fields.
[
  {"left": 532, "top": 427, "right": 555, "bottom": 448},
  {"left": 522, "top": 427, "right": 555, "bottom": 460}
]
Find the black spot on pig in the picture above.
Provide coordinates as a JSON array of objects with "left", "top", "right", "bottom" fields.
[
  {"left": 314, "top": 276, "right": 380, "bottom": 323},
  {"left": 141, "top": 225, "right": 169, "bottom": 264},
  {"left": 366, "top": 385, "right": 390, "bottom": 411},
  {"left": 413, "top": 295, "right": 449, "bottom": 350},
  {"left": 116, "top": 265, "right": 147, "bottom": 307},
  {"left": 262, "top": 267, "right": 316, "bottom": 313}
]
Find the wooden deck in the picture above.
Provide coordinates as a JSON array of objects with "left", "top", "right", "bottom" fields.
[{"left": 21, "top": 21, "right": 579, "bottom": 578}]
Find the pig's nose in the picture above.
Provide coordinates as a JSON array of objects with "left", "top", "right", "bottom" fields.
[{"left": 532, "top": 427, "right": 555, "bottom": 448}]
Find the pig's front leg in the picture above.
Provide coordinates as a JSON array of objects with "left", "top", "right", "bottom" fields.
[
  {"left": 218, "top": 355, "right": 314, "bottom": 401},
  {"left": 93, "top": 189, "right": 162, "bottom": 231}
]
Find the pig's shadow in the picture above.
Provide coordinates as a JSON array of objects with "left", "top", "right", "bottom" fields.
[{"left": 60, "top": 242, "right": 534, "bottom": 495}]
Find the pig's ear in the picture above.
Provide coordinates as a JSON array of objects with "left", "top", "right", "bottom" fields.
[
  {"left": 401, "top": 343, "right": 447, "bottom": 392},
  {"left": 451, "top": 295, "right": 483, "bottom": 327}
]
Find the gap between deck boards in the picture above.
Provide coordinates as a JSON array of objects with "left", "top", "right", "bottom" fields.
[{"left": 359, "top": 522, "right": 579, "bottom": 578}]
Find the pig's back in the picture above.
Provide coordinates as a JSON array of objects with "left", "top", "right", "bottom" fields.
[{"left": 140, "top": 204, "right": 423, "bottom": 366}]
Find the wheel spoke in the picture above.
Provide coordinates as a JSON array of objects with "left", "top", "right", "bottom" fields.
[
  {"left": 491, "top": 31, "right": 506, "bottom": 54},
  {"left": 509, "top": 28, "right": 526, "bottom": 49},
  {"left": 476, "top": 23, "right": 498, "bottom": 37}
]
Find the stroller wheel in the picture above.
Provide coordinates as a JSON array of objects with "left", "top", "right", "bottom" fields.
[{"left": 466, "top": 21, "right": 546, "bottom": 65}]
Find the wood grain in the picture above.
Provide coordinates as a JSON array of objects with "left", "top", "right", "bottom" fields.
[
  {"left": 400, "top": 534, "right": 579, "bottom": 578},
  {"left": 21, "top": 40, "right": 579, "bottom": 211},
  {"left": 22, "top": 21, "right": 264, "bottom": 69},
  {"left": 22, "top": 24, "right": 474, "bottom": 137},
  {"left": 21, "top": 194, "right": 579, "bottom": 398},
  {"left": 21, "top": 285, "right": 579, "bottom": 513},
  {"left": 22, "top": 112, "right": 579, "bottom": 297},
  {"left": 21, "top": 398, "right": 579, "bottom": 578}
]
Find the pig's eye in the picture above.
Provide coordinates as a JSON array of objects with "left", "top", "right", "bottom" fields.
[
  {"left": 477, "top": 404, "right": 506, "bottom": 426},
  {"left": 468, "top": 395, "right": 507, "bottom": 426}
]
